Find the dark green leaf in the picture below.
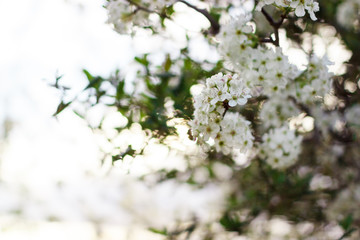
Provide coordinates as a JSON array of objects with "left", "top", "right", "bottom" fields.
[
  {"left": 339, "top": 214, "right": 353, "bottom": 231},
  {"left": 84, "top": 77, "right": 102, "bottom": 91},
  {"left": 53, "top": 101, "right": 72, "bottom": 116}
]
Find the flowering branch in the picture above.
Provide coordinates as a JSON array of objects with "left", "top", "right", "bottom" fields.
[{"left": 177, "top": 0, "right": 220, "bottom": 35}]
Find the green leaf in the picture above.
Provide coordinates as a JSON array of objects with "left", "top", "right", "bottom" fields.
[
  {"left": 148, "top": 227, "right": 167, "bottom": 236},
  {"left": 219, "top": 213, "right": 246, "bottom": 232},
  {"left": 84, "top": 77, "right": 102, "bottom": 91},
  {"left": 82, "top": 69, "right": 94, "bottom": 82},
  {"left": 339, "top": 214, "right": 353, "bottom": 231},
  {"left": 164, "top": 54, "right": 172, "bottom": 72},
  {"left": 116, "top": 81, "right": 125, "bottom": 100},
  {"left": 134, "top": 55, "right": 149, "bottom": 67},
  {"left": 53, "top": 101, "right": 72, "bottom": 116}
]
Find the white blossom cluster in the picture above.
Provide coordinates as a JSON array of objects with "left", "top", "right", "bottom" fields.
[
  {"left": 218, "top": 19, "right": 299, "bottom": 96},
  {"left": 260, "top": 95, "right": 300, "bottom": 129},
  {"left": 214, "top": 112, "right": 254, "bottom": 154},
  {"left": 217, "top": 16, "right": 255, "bottom": 68},
  {"left": 259, "top": 125, "right": 303, "bottom": 169},
  {"left": 336, "top": 0, "right": 360, "bottom": 30},
  {"left": 106, "top": 0, "right": 145, "bottom": 34},
  {"left": 105, "top": 0, "right": 175, "bottom": 34},
  {"left": 256, "top": 0, "right": 320, "bottom": 21},
  {"left": 292, "top": 55, "right": 334, "bottom": 104},
  {"left": 189, "top": 73, "right": 253, "bottom": 154},
  {"left": 239, "top": 46, "right": 299, "bottom": 96}
]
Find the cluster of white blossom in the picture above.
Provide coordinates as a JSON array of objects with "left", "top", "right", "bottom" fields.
[
  {"left": 218, "top": 18, "right": 299, "bottom": 96},
  {"left": 259, "top": 125, "right": 303, "bottom": 169},
  {"left": 214, "top": 112, "right": 254, "bottom": 154},
  {"left": 256, "top": 0, "right": 320, "bottom": 21},
  {"left": 217, "top": 16, "right": 255, "bottom": 67},
  {"left": 241, "top": 47, "right": 299, "bottom": 96},
  {"left": 106, "top": 0, "right": 146, "bottom": 34},
  {"left": 291, "top": 55, "right": 334, "bottom": 104},
  {"left": 105, "top": 0, "right": 175, "bottom": 34},
  {"left": 260, "top": 95, "right": 300, "bottom": 129},
  {"left": 189, "top": 73, "right": 254, "bottom": 154},
  {"left": 336, "top": 0, "right": 360, "bottom": 31}
]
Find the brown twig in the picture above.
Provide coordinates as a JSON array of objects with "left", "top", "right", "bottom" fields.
[
  {"left": 127, "top": 0, "right": 157, "bottom": 14},
  {"left": 177, "top": 0, "right": 220, "bottom": 35},
  {"left": 222, "top": 100, "right": 230, "bottom": 117},
  {"left": 261, "top": 8, "right": 286, "bottom": 46}
]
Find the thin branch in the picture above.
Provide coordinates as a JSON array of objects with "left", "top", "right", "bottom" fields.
[
  {"left": 261, "top": 8, "right": 286, "bottom": 46},
  {"left": 260, "top": 37, "right": 275, "bottom": 44},
  {"left": 177, "top": 0, "right": 220, "bottom": 35},
  {"left": 288, "top": 96, "right": 311, "bottom": 116},
  {"left": 127, "top": 0, "right": 157, "bottom": 14},
  {"left": 222, "top": 100, "right": 230, "bottom": 118}
]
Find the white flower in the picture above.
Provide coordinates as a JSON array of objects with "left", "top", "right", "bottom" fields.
[
  {"left": 291, "top": 55, "right": 334, "bottom": 103},
  {"left": 255, "top": 0, "right": 320, "bottom": 21},
  {"left": 260, "top": 95, "right": 300, "bottom": 129},
  {"left": 291, "top": 0, "right": 306, "bottom": 17},
  {"left": 336, "top": 0, "right": 360, "bottom": 30},
  {"left": 189, "top": 73, "right": 253, "bottom": 154},
  {"left": 259, "top": 125, "right": 303, "bottom": 169},
  {"left": 305, "top": 0, "right": 320, "bottom": 21}
]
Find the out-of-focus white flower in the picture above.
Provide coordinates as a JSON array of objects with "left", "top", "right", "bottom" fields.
[
  {"left": 105, "top": 0, "right": 176, "bottom": 34},
  {"left": 336, "top": 0, "right": 360, "bottom": 30},
  {"left": 260, "top": 95, "right": 300, "bottom": 129},
  {"left": 311, "top": 106, "right": 343, "bottom": 138},
  {"left": 259, "top": 125, "right": 303, "bottom": 169},
  {"left": 290, "top": 55, "right": 334, "bottom": 104},
  {"left": 310, "top": 174, "right": 337, "bottom": 191}
]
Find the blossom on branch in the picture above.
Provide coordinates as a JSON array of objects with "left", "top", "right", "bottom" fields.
[
  {"left": 256, "top": 0, "right": 320, "bottom": 21},
  {"left": 259, "top": 125, "right": 303, "bottom": 169},
  {"left": 189, "top": 73, "right": 253, "bottom": 154}
]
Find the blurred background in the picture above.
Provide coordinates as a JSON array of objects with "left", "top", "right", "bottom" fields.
[
  {"left": 0, "top": 0, "right": 226, "bottom": 239},
  {"left": 0, "top": 0, "right": 158, "bottom": 238}
]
